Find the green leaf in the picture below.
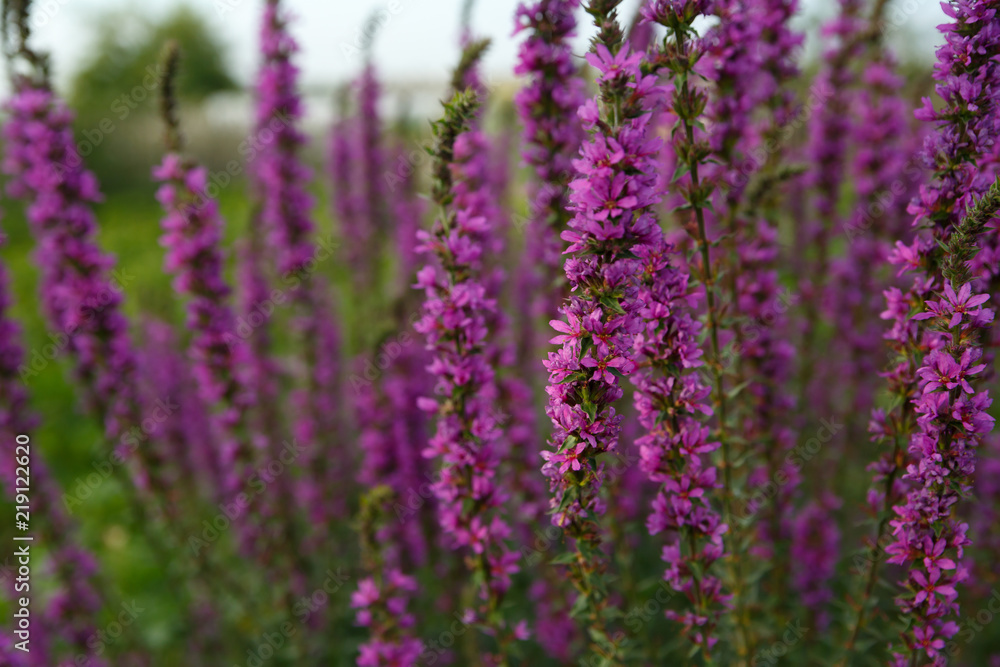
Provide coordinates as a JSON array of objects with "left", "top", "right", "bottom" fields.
[
  {"left": 726, "top": 380, "right": 751, "bottom": 400},
  {"left": 599, "top": 295, "right": 626, "bottom": 316},
  {"left": 550, "top": 551, "right": 577, "bottom": 565},
  {"left": 569, "top": 593, "right": 589, "bottom": 619},
  {"left": 588, "top": 626, "right": 609, "bottom": 646}
]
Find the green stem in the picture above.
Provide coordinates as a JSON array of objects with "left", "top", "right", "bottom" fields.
[{"left": 672, "top": 23, "right": 751, "bottom": 664}]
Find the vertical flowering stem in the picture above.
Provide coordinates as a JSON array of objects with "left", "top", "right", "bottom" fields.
[
  {"left": 1, "top": 8, "right": 202, "bottom": 640},
  {"left": 414, "top": 82, "right": 523, "bottom": 662},
  {"left": 698, "top": 0, "right": 803, "bottom": 644},
  {"left": 798, "top": 0, "right": 863, "bottom": 401},
  {"left": 646, "top": 0, "right": 753, "bottom": 659},
  {"left": 156, "top": 43, "right": 255, "bottom": 510},
  {"left": 885, "top": 182, "right": 1000, "bottom": 666},
  {"left": 833, "top": 39, "right": 916, "bottom": 663},
  {"left": 255, "top": 0, "right": 346, "bottom": 579},
  {"left": 154, "top": 48, "right": 267, "bottom": 575},
  {"left": 510, "top": 11, "right": 589, "bottom": 653},
  {"left": 356, "top": 60, "right": 390, "bottom": 294},
  {"left": 0, "top": 16, "right": 164, "bottom": 500},
  {"left": 541, "top": 1, "right": 663, "bottom": 661},
  {"left": 329, "top": 95, "right": 365, "bottom": 279},
  {"left": 630, "top": 234, "right": 729, "bottom": 659},
  {"left": 0, "top": 216, "right": 109, "bottom": 666},
  {"left": 351, "top": 487, "right": 424, "bottom": 666},
  {"left": 513, "top": 0, "right": 586, "bottom": 324},
  {"left": 847, "top": 3, "right": 1000, "bottom": 663}
]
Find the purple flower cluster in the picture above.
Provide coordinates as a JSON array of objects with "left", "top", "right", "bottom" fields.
[
  {"left": 790, "top": 493, "right": 841, "bottom": 629},
  {"left": 799, "top": 0, "right": 868, "bottom": 416},
  {"left": 329, "top": 111, "right": 365, "bottom": 274},
  {"left": 389, "top": 137, "right": 427, "bottom": 288},
  {"left": 807, "top": 0, "right": 866, "bottom": 221},
  {"left": 877, "top": 3, "right": 1000, "bottom": 662},
  {"left": 356, "top": 63, "right": 390, "bottom": 259},
  {"left": 153, "top": 153, "right": 254, "bottom": 504},
  {"left": 833, "top": 55, "right": 919, "bottom": 422},
  {"left": 735, "top": 221, "right": 799, "bottom": 561},
  {"left": 296, "top": 291, "right": 347, "bottom": 533},
  {"left": 886, "top": 283, "right": 994, "bottom": 663},
  {"left": 910, "top": 0, "right": 1000, "bottom": 234},
  {"left": 702, "top": 0, "right": 801, "bottom": 198},
  {"left": 329, "top": 62, "right": 388, "bottom": 288},
  {"left": 7, "top": 0, "right": 1000, "bottom": 663},
  {"left": 630, "top": 237, "right": 729, "bottom": 649},
  {"left": 702, "top": 0, "right": 802, "bottom": 574},
  {"left": 256, "top": 0, "right": 348, "bottom": 553},
  {"left": 356, "top": 353, "right": 432, "bottom": 568},
  {"left": 513, "top": 0, "right": 586, "bottom": 320},
  {"left": 0, "top": 217, "right": 106, "bottom": 666},
  {"left": 1, "top": 80, "right": 140, "bottom": 450},
  {"left": 539, "top": 27, "right": 663, "bottom": 658},
  {"left": 351, "top": 570, "right": 424, "bottom": 666},
  {"left": 542, "top": 43, "right": 661, "bottom": 530},
  {"left": 413, "top": 93, "right": 520, "bottom": 633},
  {"left": 255, "top": 0, "right": 315, "bottom": 279},
  {"left": 135, "top": 319, "right": 217, "bottom": 502}
]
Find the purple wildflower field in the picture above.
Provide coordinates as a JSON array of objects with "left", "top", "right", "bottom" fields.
[{"left": 1, "top": 0, "right": 1000, "bottom": 665}]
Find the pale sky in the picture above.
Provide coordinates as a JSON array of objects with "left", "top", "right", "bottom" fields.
[{"left": 17, "top": 0, "right": 948, "bottom": 99}]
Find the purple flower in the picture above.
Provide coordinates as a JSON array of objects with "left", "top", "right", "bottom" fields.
[
  {"left": 878, "top": 6, "right": 1000, "bottom": 661},
  {"left": 351, "top": 570, "right": 423, "bottom": 666},
  {"left": 2, "top": 79, "right": 144, "bottom": 465},
  {"left": 514, "top": 0, "right": 586, "bottom": 334},
  {"left": 0, "top": 215, "right": 107, "bottom": 665},
  {"left": 916, "top": 281, "right": 991, "bottom": 328},
  {"left": 153, "top": 152, "right": 256, "bottom": 511},
  {"left": 414, "top": 82, "right": 523, "bottom": 651},
  {"left": 255, "top": 0, "right": 349, "bottom": 563}
]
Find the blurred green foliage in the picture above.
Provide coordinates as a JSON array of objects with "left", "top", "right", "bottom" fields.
[
  {"left": 68, "top": 5, "right": 236, "bottom": 117},
  {"left": 65, "top": 5, "right": 237, "bottom": 192}
]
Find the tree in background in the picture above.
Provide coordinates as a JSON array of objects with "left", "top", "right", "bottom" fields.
[{"left": 67, "top": 5, "right": 237, "bottom": 191}]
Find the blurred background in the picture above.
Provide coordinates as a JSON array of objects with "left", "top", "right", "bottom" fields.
[
  {"left": 0, "top": 1, "right": 967, "bottom": 664},
  {"left": 0, "top": 0, "right": 951, "bottom": 194}
]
